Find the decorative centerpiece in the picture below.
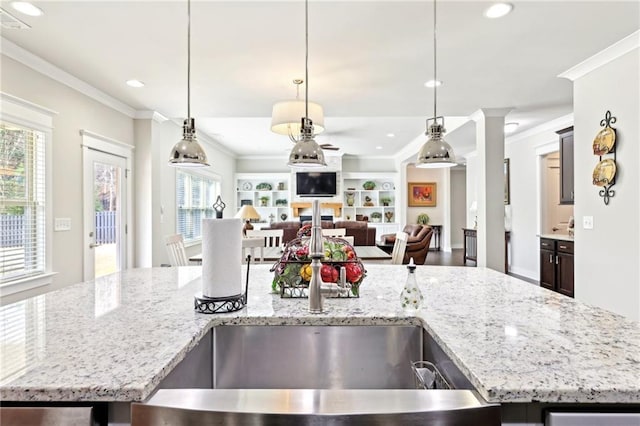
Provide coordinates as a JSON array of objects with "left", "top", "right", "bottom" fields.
[
  {"left": 270, "top": 225, "right": 365, "bottom": 298},
  {"left": 256, "top": 182, "right": 273, "bottom": 191},
  {"left": 370, "top": 211, "right": 382, "bottom": 223}
]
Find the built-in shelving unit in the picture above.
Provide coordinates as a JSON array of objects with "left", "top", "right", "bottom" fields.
[
  {"left": 342, "top": 175, "right": 397, "bottom": 224},
  {"left": 236, "top": 173, "right": 291, "bottom": 224}
]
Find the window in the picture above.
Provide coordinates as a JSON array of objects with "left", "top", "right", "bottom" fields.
[
  {"left": 0, "top": 122, "right": 47, "bottom": 283},
  {"left": 176, "top": 170, "right": 220, "bottom": 243}
]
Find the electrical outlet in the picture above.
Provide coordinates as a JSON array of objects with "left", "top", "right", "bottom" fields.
[
  {"left": 583, "top": 216, "right": 594, "bottom": 230},
  {"left": 54, "top": 217, "right": 71, "bottom": 231}
]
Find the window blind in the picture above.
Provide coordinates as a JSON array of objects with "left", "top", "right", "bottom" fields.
[
  {"left": 176, "top": 170, "right": 218, "bottom": 243},
  {"left": 0, "top": 123, "right": 46, "bottom": 283}
]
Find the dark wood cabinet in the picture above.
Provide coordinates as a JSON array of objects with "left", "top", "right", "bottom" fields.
[
  {"left": 557, "top": 127, "right": 574, "bottom": 205},
  {"left": 463, "top": 228, "right": 510, "bottom": 273},
  {"left": 539, "top": 238, "right": 574, "bottom": 297}
]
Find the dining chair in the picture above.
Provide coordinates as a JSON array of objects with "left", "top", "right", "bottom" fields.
[
  {"left": 322, "top": 228, "right": 347, "bottom": 237},
  {"left": 246, "top": 229, "right": 284, "bottom": 248},
  {"left": 164, "top": 234, "right": 189, "bottom": 266},
  {"left": 390, "top": 231, "right": 408, "bottom": 265}
]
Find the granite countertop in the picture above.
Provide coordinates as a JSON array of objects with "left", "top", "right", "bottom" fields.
[
  {"left": 1, "top": 265, "right": 639, "bottom": 404},
  {"left": 539, "top": 233, "right": 574, "bottom": 241}
]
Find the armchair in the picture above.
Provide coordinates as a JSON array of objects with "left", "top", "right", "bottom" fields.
[{"left": 381, "top": 225, "right": 433, "bottom": 264}]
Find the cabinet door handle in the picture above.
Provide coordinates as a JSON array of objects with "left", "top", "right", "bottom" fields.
[
  {"left": 549, "top": 254, "right": 553, "bottom": 263},
  {"left": 556, "top": 255, "right": 559, "bottom": 265},
  {"left": 559, "top": 245, "right": 567, "bottom": 249},
  {"left": 571, "top": 191, "right": 574, "bottom": 200}
]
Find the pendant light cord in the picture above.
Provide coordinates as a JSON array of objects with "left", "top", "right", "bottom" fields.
[
  {"left": 433, "top": 0, "right": 437, "bottom": 121},
  {"left": 187, "top": 0, "right": 191, "bottom": 121},
  {"left": 305, "top": 0, "right": 309, "bottom": 121}
]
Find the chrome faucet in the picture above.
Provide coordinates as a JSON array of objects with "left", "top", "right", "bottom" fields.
[{"left": 308, "top": 200, "right": 344, "bottom": 313}]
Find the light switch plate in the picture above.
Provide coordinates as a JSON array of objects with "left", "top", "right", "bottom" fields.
[
  {"left": 583, "top": 216, "right": 593, "bottom": 229},
  {"left": 54, "top": 217, "right": 71, "bottom": 231}
]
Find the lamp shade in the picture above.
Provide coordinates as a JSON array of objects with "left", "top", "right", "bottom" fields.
[
  {"left": 271, "top": 100, "right": 325, "bottom": 136},
  {"left": 234, "top": 205, "right": 260, "bottom": 221}
]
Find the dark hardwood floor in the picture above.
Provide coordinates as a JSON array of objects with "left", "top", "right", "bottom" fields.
[{"left": 424, "top": 249, "right": 465, "bottom": 266}]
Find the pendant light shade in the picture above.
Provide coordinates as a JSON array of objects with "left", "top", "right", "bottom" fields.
[
  {"left": 169, "top": 118, "right": 209, "bottom": 167},
  {"left": 287, "top": 0, "right": 326, "bottom": 169},
  {"left": 288, "top": 118, "right": 326, "bottom": 168},
  {"left": 271, "top": 99, "right": 325, "bottom": 137},
  {"left": 416, "top": 117, "right": 456, "bottom": 168},
  {"left": 416, "top": 0, "right": 455, "bottom": 169},
  {"left": 168, "top": 0, "right": 209, "bottom": 168}
]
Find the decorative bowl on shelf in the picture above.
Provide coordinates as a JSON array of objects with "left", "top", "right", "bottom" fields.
[
  {"left": 256, "top": 182, "right": 273, "bottom": 191},
  {"left": 362, "top": 181, "right": 376, "bottom": 190}
]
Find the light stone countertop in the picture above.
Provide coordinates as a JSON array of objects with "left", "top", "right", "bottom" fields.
[
  {"left": 539, "top": 233, "right": 574, "bottom": 241},
  {"left": 0, "top": 265, "right": 639, "bottom": 405}
]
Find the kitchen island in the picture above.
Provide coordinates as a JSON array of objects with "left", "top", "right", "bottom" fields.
[{"left": 1, "top": 265, "right": 639, "bottom": 422}]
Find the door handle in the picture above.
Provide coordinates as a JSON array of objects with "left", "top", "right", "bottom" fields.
[
  {"left": 555, "top": 255, "right": 559, "bottom": 265},
  {"left": 549, "top": 254, "right": 553, "bottom": 263},
  {"left": 89, "top": 243, "right": 101, "bottom": 249}
]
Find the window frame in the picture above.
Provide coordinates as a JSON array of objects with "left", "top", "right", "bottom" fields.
[
  {"left": 0, "top": 93, "right": 56, "bottom": 297},
  {"left": 175, "top": 168, "right": 221, "bottom": 246}
]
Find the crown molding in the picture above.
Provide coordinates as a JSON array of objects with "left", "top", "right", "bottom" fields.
[
  {"left": 1, "top": 37, "right": 137, "bottom": 118},
  {"left": 505, "top": 113, "right": 573, "bottom": 145},
  {"left": 559, "top": 30, "right": 639, "bottom": 81},
  {"left": 135, "top": 110, "right": 169, "bottom": 122}
]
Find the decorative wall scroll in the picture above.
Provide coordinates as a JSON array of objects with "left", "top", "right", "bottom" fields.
[{"left": 592, "top": 110, "right": 617, "bottom": 205}]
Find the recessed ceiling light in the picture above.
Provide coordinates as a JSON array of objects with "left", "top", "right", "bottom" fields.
[
  {"left": 424, "top": 79, "right": 443, "bottom": 88},
  {"left": 126, "top": 79, "right": 145, "bottom": 88},
  {"left": 386, "top": 133, "right": 395, "bottom": 138},
  {"left": 10, "top": 1, "right": 43, "bottom": 16},
  {"left": 504, "top": 122, "right": 519, "bottom": 133},
  {"left": 376, "top": 146, "right": 383, "bottom": 150},
  {"left": 484, "top": 3, "right": 513, "bottom": 19}
]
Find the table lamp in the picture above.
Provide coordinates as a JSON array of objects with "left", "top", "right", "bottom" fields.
[
  {"left": 235, "top": 205, "right": 260, "bottom": 236},
  {"left": 470, "top": 201, "right": 478, "bottom": 229}
]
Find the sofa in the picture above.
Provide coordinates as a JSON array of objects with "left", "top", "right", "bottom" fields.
[
  {"left": 381, "top": 224, "right": 433, "bottom": 265},
  {"left": 263, "top": 220, "right": 377, "bottom": 246}
]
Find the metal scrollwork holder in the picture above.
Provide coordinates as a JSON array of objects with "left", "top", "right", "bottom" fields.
[
  {"left": 194, "top": 255, "right": 251, "bottom": 314},
  {"left": 593, "top": 110, "right": 617, "bottom": 205}
]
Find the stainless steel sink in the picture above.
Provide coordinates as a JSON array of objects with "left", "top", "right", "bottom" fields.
[
  {"left": 134, "top": 325, "right": 500, "bottom": 426},
  {"left": 213, "top": 325, "right": 422, "bottom": 389}
]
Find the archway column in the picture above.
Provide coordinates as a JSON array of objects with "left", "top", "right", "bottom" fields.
[{"left": 471, "top": 108, "right": 511, "bottom": 272}]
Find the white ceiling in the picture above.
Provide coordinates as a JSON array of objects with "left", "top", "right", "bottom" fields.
[{"left": 1, "top": 1, "right": 638, "bottom": 160}]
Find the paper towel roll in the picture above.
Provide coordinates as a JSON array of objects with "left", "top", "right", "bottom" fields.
[{"left": 202, "top": 218, "right": 242, "bottom": 298}]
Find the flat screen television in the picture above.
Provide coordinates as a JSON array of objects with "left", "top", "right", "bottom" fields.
[{"left": 296, "top": 172, "right": 337, "bottom": 197}]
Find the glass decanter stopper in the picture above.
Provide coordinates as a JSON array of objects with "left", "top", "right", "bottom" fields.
[{"left": 400, "top": 257, "right": 423, "bottom": 312}]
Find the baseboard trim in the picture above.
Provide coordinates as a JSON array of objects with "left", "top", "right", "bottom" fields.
[{"left": 508, "top": 272, "right": 538, "bottom": 285}]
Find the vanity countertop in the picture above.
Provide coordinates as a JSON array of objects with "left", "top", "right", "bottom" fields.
[
  {"left": 1, "top": 265, "right": 638, "bottom": 405},
  {"left": 539, "top": 233, "right": 574, "bottom": 241}
]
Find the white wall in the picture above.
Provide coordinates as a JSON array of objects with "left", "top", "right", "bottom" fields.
[
  {"left": 572, "top": 48, "right": 640, "bottom": 320},
  {"left": 1, "top": 55, "right": 134, "bottom": 303},
  {"left": 406, "top": 164, "right": 451, "bottom": 251},
  {"left": 450, "top": 169, "right": 466, "bottom": 248}
]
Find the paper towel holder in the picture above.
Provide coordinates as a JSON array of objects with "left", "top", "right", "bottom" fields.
[{"left": 194, "top": 256, "right": 251, "bottom": 314}]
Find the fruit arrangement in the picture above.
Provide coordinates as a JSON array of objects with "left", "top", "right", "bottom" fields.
[{"left": 270, "top": 236, "right": 366, "bottom": 297}]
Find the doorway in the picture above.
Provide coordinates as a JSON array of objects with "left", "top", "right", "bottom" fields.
[
  {"left": 83, "top": 148, "right": 128, "bottom": 281},
  {"left": 540, "top": 151, "right": 573, "bottom": 234}
]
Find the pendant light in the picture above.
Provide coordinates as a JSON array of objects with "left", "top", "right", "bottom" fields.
[
  {"left": 271, "top": 79, "right": 325, "bottom": 142},
  {"left": 416, "top": 0, "right": 455, "bottom": 169},
  {"left": 287, "top": 0, "right": 326, "bottom": 168},
  {"left": 168, "top": 0, "right": 209, "bottom": 167}
]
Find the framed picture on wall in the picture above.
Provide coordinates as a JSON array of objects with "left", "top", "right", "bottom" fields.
[
  {"left": 504, "top": 158, "right": 511, "bottom": 205},
  {"left": 408, "top": 182, "right": 437, "bottom": 207}
]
